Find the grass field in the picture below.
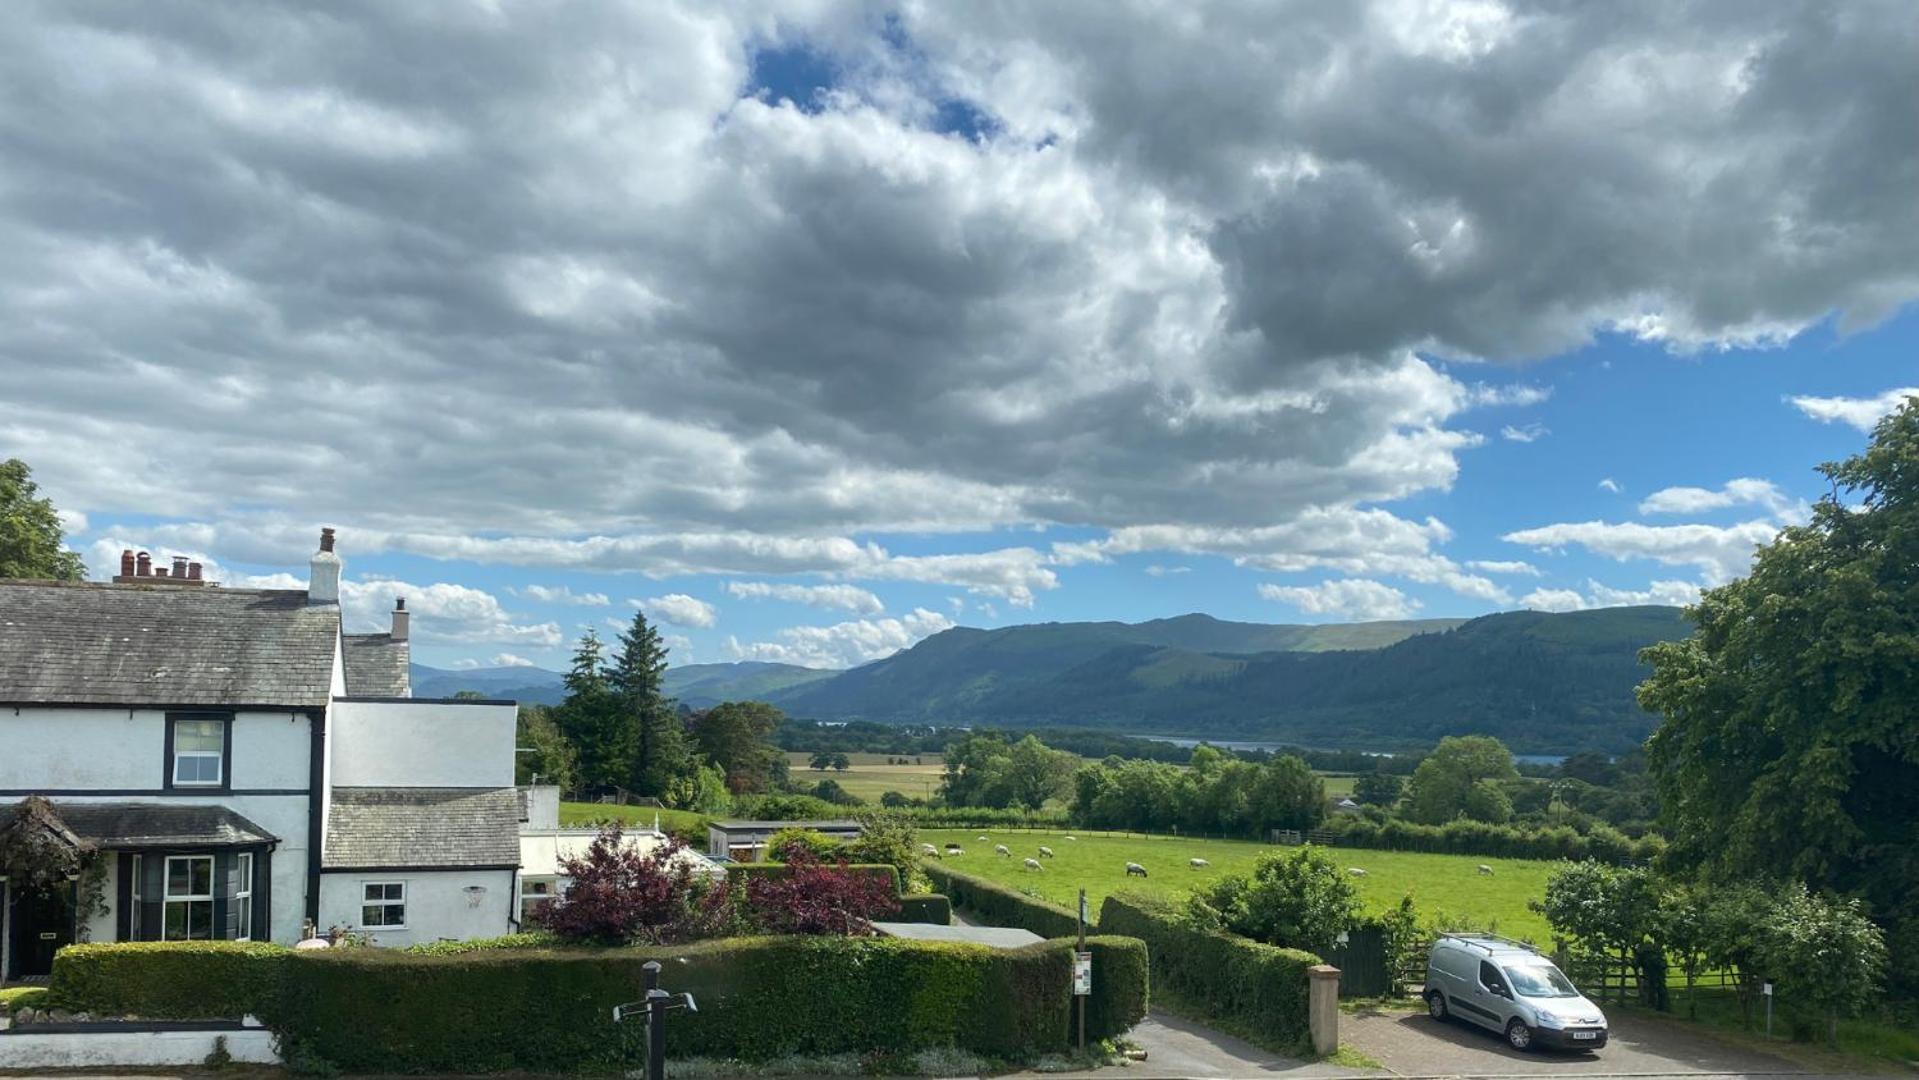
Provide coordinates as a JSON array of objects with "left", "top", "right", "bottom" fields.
[
  {"left": 788, "top": 751, "right": 945, "bottom": 802},
  {"left": 559, "top": 802, "right": 710, "bottom": 835},
  {"left": 921, "top": 827, "right": 1556, "bottom": 942}
]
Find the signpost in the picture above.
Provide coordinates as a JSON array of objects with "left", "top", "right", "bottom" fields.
[
  {"left": 1762, "top": 981, "right": 1773, "bottom": 1039},
  {"left": 613, "top": 960, "right": 698, "bottom": 1080},
  {"left": 1075, "top": 888, "right": 1090, "bottom": 1051}
]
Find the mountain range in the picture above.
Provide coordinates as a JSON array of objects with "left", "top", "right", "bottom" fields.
[{"left": 411, "top": 606, "right": 1690, "bottom": 754}]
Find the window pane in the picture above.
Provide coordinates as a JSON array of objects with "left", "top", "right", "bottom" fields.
[
  {"left": 237, "top": 902, "right": 251, "bottom": 940},
  {"left": 167, "top": 859, "right": 190, "bottom": 897},
  {"left": 363, "top": 883, "right": 381, "bottom": 902},
  {"left": 190, "top": 858, "right": 212, "bottom": 895},
  {"left": 165, "top": 902, "right": 186, "bottom": 940},
  {"left": 176, "top": 719, "right": 224, "bottom": 751},
  {"left": 386, "top": 884, "right": 404, "bottom": 901},
  {"left": 189, "top": 900, "right": 213, "bottom": 940}
]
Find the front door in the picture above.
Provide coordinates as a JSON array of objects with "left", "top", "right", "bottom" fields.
[{"left": 6, "top": 883, "right": 74, "bottom": 979}]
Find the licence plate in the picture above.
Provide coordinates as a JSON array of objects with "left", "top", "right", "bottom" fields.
[{"left": 1572, "top": 1031, "right": 1598, "bottom": 1040}]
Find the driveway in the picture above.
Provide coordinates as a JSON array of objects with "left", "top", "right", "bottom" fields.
[
  {"left": 1005, "top": 1006, "right": 1370, "bottom": 1080},
  {"left": 1343, "top": 1003, "right": 1826, "bottom": 1077}
]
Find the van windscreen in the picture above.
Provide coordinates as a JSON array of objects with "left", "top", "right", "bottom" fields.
[{"left": 1504, "top": 962, "right": 1580, "bottom": 998}]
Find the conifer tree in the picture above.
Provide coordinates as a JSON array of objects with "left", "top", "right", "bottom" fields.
[
  {"left": 610, "top": 610, "right": 688, "bottom": 797},
  {"left": 552, "top": 631, "right": 633, "bottom": 794}
]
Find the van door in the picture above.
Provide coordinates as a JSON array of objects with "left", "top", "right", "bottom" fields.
[{"left": 1464, "top": 959, "right": 1513, "bottom": 1031}]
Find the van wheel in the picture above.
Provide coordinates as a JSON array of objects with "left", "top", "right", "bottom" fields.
[
  {"left": 1505, "top": 1019, "right": 1533, "bottom": 1051},
  {"left": 1426, "top": 992, "right": 1448, "bottom": 1021}
]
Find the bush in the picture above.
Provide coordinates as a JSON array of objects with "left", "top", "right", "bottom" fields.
[
  {"left": 1323, "top": 814, "right": 1664, "bottom": 863},
  {"left": 540, "top": 827, "right": 735, "bottom": 945},
  {"left": 924, "top": 864, "right": 1081, "bottom": 939},
  {"left": 896, "top": 895, "right": 953, "bottom": 925},
  {"left": 1082, "top": 935, "right": 1150, "bottom": 1038},
  {"left": 1099, "top": 892, "right": 1319, "bottom": 1053},
  {"left": 725, "top": 861, "right": 901, "bottom": 896},
  {"left": 745, "top": 852, "right": 900, "bottom": 935},
  {"left": 51, "top": 941, "right": 288, "bottom": 1020},
  {"left": 767, "top": 827, "right": 843, "bottom": 862},
  {"left": 403, "top": 932, "right": 560, "bottom": 955},
  {"left": 1194, "top": 845, "right": 1360, "bottom": 953},
  {"left": 267, "top": 936, "right": 1132, "bottom": 1072}
]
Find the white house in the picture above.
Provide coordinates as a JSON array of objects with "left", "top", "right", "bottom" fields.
[{"left": 0, "top": 529, "right": 522, "bottom": 979}]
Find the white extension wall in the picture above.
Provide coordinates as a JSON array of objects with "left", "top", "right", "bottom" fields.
[
  {"left": 328, "top": 700, "right": 516, "bottom": 789},
  {"left": 317, "top": 868, "right": 516, "bottom": 948}
]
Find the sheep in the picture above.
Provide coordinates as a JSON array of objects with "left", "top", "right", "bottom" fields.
[
  {"left": 1125, "top": 862, "right": 1149, "bottom": 878},
  {"left": 977, "top": 835, "right": 989, "bottom": 841},
  {"left": 995, "top": 843, "right": 1011, "bottom": 857},
  {"left": 1023, "top": 857, "right": 1043, "bottom": 871},
  {"left": 1065, "top": 835, "right": 1077, "bottom": 841},
  {"left": 920, "top": 843, "right": 940, "bottom": 857},
  {"left": 1038, "top": 845, "right": 1056, "bottom": 858},
  {"left": 1190, "top": 857, "right": 1211, "bottom": 869},
  {"left": 1477, "top": 864, "right": 1495, "bottom": 876},
  {"left": 1348, "top": 867, "right": 1369, "bottom": 877},
  {"left": 944, "top": 843, "right": 965, "bottom": 856}
]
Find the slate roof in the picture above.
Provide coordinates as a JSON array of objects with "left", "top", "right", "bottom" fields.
[
  {"left": 0, "top": 580, "right": 340, "bottom": 708},
  {"left": 324, "top": 787, "right": 521, "bottom": 869},
  {"left": 341, "top": 633, "right": 410, "bottom": 697},
  {"left": 0, "top": 800, "right": 277, "bottom": 848}
]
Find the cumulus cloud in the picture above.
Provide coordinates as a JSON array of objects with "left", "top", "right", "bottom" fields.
[
  {"left": 452, "top": 652, "right": 538, "bottom": 670},
  {"left": 1638, "top": 478, "right": 1796, "bottom": 517},
  {"left": 1465, "top": 559, "right": 1541, "bottom": 577},
  {"left": 511, "top": 584, "right": 611, "bottom": 606},
  {"left": 724, "top": 581, "right": 885, "bottom": 615},
  {"left": 636, "top": 593, "right": 720, "bottom": 629},
  {"left": 1518, "top": 587, "right": 1588, "bottom": 613},
  {"left": 725, "top": 608, "right": 955, "bottom": 668},
  {"left": 2, "top": 1, "right": 1909, "bottom": 599},
  {"left": 1788, "top": 387, "right": 1919, "bottom": 432},
  {"left": 1502, "top": 520, "right": 1781, "bottom": 584},
  {"left": 1257, "top": 579, "right": 1419, "bottom": 621},
  {"left": 1499, "top": 423, "right": 1548, "bottom": 443},
  {"left": 1522, "top": 578, "right": 1704, "bottom": 612}
]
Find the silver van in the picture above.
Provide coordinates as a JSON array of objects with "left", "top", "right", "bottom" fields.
[{"left": 1424, "top": 933, "right": 1608, "bottom": 1051}]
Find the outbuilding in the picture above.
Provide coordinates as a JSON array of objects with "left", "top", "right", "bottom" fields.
[{"left": 704, "top": 819, "right": 862, "bottom": 862}]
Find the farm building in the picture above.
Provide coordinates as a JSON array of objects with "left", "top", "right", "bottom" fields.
[{"left": 705, "top": 819, "right": 862, "bottom": 862}]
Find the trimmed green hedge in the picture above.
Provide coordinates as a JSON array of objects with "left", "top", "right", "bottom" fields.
[
  {"left": 1322, "top": 815, "right": 1664, "bottom": 863},
  {"left": 270, "top": 937, "right": 1121, "bottom": 1072},
  {"left": 724, "top": 861, "right": 901, "bottom": 895},
  {"left": 1098, "top": 893, "right": 1318, "bottom": 1053},
  {"left": 50, "top": 941, "right": 289, "bottom": 1020},
  {"left": 924, "top": 864, "right": 1081, "bottom": 939},
  {"left": 895, "top": 894, "right": 953, "bottom": 925},
  {"left": 1082, "top": 935, "right": 1150, "bottom": 1038}
]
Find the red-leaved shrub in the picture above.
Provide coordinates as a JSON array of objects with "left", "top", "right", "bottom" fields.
[
  {"left": 744, "top": 851, "right": 900, "bottom": 935},
  {"left": 539, "top": 826, "right": 735, "bottom": 945}
]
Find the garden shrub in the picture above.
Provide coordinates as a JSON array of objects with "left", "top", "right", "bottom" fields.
[
  {"left": 541, "top": 827, "right": 735, "bottom": 945},
  {"left": 1323, "top": 814, "right": 1663, "bottom": 863},
  {"left": 51, "top": 941, "right": 289, "bottom": 1020},
  {"left": 403, "top": 932, "right": 560, "bottom": 955},
  {"left": 767, "top": 827, "right": 843, "bottom": 862},
  {"left": 744, "top": 852, "right": 900, "bottom": 935},
  {"left": 895, "top": 894, "right": 953, "bottom": 924},
  {"left": 724, "top": 861, "right": 901, "bottom": 896},
  {"left": 265, "top": 936, "right": 1135, "bottom": 1072},
  {"left": 923, "top": 865, "right": 1081, "bottom": 939},
  {"left": 1099, "top": 892, "right": 1318, "bottom": 1053}
]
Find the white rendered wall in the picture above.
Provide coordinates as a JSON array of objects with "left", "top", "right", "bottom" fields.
[
  {"left": 522, "top": 785, "right": 560, "bottom": 830},
  {"left": 317, "top": 868, "right": 515, "bottom": 947},
  {"left": 0, "top": 1026, "right": 279, "bottom": 1068},
  {"left": 0, "top": 708, "right": 161, "bottom": 789},
  {"left": 329, "top": 700, "right": 515, "bottom": 788}
]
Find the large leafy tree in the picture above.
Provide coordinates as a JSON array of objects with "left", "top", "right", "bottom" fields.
[
  {"left": 1403, "top": 735, "right": 1519, "bottom": 824},
  {"left": 1641, "top": 397, "right": 1919, "bottom": 929},
  {"left": 514, "top": 704, "right": 579, "bottom": 791},
  {"left": 0, "top": 459, "right": 85, "bottom": 581},
  {"left": 688, "top": 700, "right": 785, "bottom": 793},
  {"left": 608, "top": 610, "right": 688, "bottom": 798}
]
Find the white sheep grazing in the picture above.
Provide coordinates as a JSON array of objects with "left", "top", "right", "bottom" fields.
[
  {"left": 995, "top": 843, "right": 1011, "bottom": 857},
  {"left": 1190, "top": 857, "right": 1211, "bottom": 869},
  {"left": 1477, "top": 864, "right": 1494, "bottom": 876},
  {"left": 1348, "top": 867, "right": 1369, "bottom": 877},
  {"left": 1023, "top": 857, "right": 1043, "bottom": 871},
  {"left": 944, "top": 843, "right": 964, "bottom": 856},
  {"left": 920, "top": 843, "right": 940, "bottom": 857},
  {"left": 1038, "top": 846, "right": 1056, "bottom": 858},
  {"left": 1125, "top": 862, "right": 1149, "bottom": 878},
  {"left": 977, "top": 835, "right": 989, "bottom": 841},
  {"left": 1065, "top": 835, "right": 1077, "bottom": 841}
]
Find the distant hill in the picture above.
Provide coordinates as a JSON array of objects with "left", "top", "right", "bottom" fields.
[
  {"left": 408, "top": 659, "right": 835, "bottom": 709},
  {"left": 764, "top": 608, "right": 1690, "bottom": 755}
]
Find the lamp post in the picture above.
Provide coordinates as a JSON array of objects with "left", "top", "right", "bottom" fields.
[{"left": 613, "top": 960, "right": 697, "bottom": 1080}]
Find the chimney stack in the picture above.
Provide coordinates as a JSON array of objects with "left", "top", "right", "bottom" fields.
[
  {"left": 188, "top": 561, "right": 202, "bottom": 581},
  {"left": 171, "top": 555, "right": 189, "bottom": 578},
  {"left": 119, "top": 550, "right": 135, "bottom": 577},
  {"left": 308, "top": 527, "right": 342, "bottom": 605},
  {"left": 135, "top": 552, "right": 151, "bottom": 577},
  {"left": 391, "top": 597, "right": 409, "bottom": 641}
]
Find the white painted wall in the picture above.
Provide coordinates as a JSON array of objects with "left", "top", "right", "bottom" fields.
[
  {"left": 522, "top": 785, "right": 560, "bottom": 830},
  {"left": 317, "top": 868, "right": 516, "bottom": 947},
  {"left": 0, "top": 708, "right": 161, "bottom": 788},
  {"left": 0, "top": 1026, "right": 279, "bottom": 1068},
  {"left": 329, "top": 700, "right": 515, "bottom": 788},
  {"left": 230, "top": 712, "right": 311, "bottom": 789}
]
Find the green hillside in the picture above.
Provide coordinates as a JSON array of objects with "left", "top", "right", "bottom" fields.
[
  {"left": 769, "top": 607, "right": 1689, "bottom": 754},
  {"left": 662, "top": 661, "right": 836, "bottom": 708}
]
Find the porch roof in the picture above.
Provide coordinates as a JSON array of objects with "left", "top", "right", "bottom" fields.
[{"left": 2, "top": 800, "right": 277, "bottom": 849}]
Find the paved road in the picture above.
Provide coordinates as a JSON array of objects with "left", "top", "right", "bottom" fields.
[
  {"left": 1343, "top": 1003, "right": 1831, "bottom": 1077},
  {"left": 1005, "top": 1006, "right": 1369, "bottom": 1080}
]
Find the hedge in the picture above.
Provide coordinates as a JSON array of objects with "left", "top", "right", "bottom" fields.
[
  {"left": 270, "top": 936, "right": 1136, "bottom": 1072},
  {"left": 52, "top": 934, "right": 1146, "bottom": 1072},
  {"left": 50, "top": 941, "right": 289, "bottom": 1020},
  {"left": 923, "top": 864, "right": 1082, "bottom": 939},
  {"left": 1098, "top": 893, "right": 1318, "bottom": 1053},
  {"left": 723, "top": 861, "right": 901, "bottom": 895},
  {"left": 895, "top": 894, "right": 953, "bottom": 925},
  {"left": 1322, "top": 815, "right": 1664, "bottom": 863}
]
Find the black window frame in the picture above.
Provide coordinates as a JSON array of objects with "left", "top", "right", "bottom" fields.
[{"left": 163, "top": 711, "right": 235, "bottom": 792}]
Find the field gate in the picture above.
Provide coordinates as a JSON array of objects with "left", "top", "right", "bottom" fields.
[{"left": 1326, "top": 925, "right": 1393, "bottom": 997}]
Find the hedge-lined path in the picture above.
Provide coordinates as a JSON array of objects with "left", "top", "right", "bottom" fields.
[{"left": 1004, "top": 1007, "right": 1379, "bottom": 1079}]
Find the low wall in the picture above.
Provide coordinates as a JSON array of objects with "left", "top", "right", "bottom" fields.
[{"left": 0, "top": 1021, "right": 279, "bottom": 1070}]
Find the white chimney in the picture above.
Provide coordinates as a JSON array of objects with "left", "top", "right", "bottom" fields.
[
  {"left": 308, "top": 527, "right": 342, "bottom": 605},
  {"left": 391, "top": 597, "right": 409, "bottom": 641}
]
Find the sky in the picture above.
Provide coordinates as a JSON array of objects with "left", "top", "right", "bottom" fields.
[{"left": 2, "top": 1, "right": 1915, "bottom": 672}]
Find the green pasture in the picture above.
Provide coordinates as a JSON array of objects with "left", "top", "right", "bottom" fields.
[
  {"left": 560, "top": 802, "right": 710, "bottom": 836},
  {"left": 787, "top": 751, "right": 948, "bottom": 802},
  {"left": 921, "top": 827, "right": 1556, "bottom": 942}
]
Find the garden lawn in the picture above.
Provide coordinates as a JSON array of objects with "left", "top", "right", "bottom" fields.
[
  {"left": 788, "top": 752, "right": 947, "bottom": 803},
  {"left": 559, "top": 802, "right": 710, "bottom": 836},
  {"left": 921, "top": 827, "right": 1557, "bottom": 942}
]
